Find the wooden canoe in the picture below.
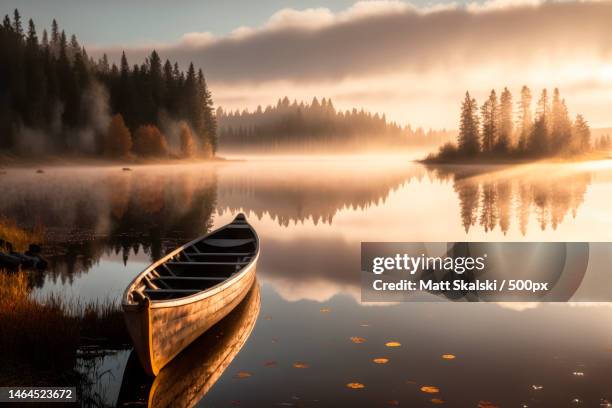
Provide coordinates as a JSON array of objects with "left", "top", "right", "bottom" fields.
[
  {"left": 117, "top": 280, "right": 260, "bottom": 408},
  {"left": 122, "top": 213, "right": 259, "bottom": 376}
]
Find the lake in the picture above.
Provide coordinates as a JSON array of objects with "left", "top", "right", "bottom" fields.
[{"left": 1, "top": 155, "right": 611, "bottom": 407}]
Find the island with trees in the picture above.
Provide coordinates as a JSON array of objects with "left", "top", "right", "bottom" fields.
[
  {"left": 425, "top": 86, "right": 611, "bottom": 163},
  {"left": 0, "top": 10, "right": 217, "bottom": 161}
]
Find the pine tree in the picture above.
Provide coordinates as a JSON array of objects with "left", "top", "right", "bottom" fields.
[
  {"left": 51, "top": 19, "right": 59, "bottom": 43},
  {"left": 497, "top": 87, "right": 513, "bottom": 152},
  {"left": 41, "top": 29, "right": 48, "bottom": 48},
  {"left": 197, "top": 68, "right": 217, "bottom": 154},
  {"left": 550, "top": 88, "right": 572, "bottom": 153},
  {"left": 517, "top": 86, "right": 532, "bottom": 152},
  {"left": 528, "top": 89, "right": 549, "bottom": 155},
  {"left": 458, "top": 92, "right": 480, "bottom": 155},
  {"left": 480, "top": 89, "right": 498, "bottom": 153},
  {"left": 12, "top": 9, "right": 22, "bottom": 37},
  {"left": 572, "top": 115, "right": 590, "bottom": 153}
]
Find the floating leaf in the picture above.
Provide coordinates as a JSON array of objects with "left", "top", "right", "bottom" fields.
[
  {"left": 234, "top": 371, "right": 252, "bottom": 379},
  {"left": 320, "top": 307, "right": 331, "bottom": 313},
  {"left": 431, "top": 398, "right": 445, "bottom": 404},
  {"left": 346, "top": 382, "right": 365, "bottom": 389},
  {"left": 385, "top": 341, "right": 401, "bottom": 347},
  {"left": 441, "top": 354, "right": 456, "bottom": 360},
  {"left": 372, "top": 358, "right": 390, "bottom": 364},
  {"left": 264, "top": 361, "right": 277, "bottom": 367},
  {"left": 478, "top": 401, "right": 499, "bottom": 408},
  {"left": 293, "top": 362, "right": 309, "bottom": 369},
  {"left": 420, "top": 386, "right": 440, "bottom": 394},
  {"left": 351, "top": 336, "right": 367, "bottom": 344}
]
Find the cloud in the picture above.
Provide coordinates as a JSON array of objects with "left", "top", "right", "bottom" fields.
[
  {"left": 91, "top": 1, "right": 612, "bottom": 85},
  {"left": 88, "top": 1, "right": 612, "bottom": 128}
]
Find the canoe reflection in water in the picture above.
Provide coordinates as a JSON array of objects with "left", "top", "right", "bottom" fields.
[{"left": 117, "top": 280, "right": 260, "bottom": 408}]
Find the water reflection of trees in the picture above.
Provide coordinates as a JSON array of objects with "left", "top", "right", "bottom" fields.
[
  {"left": 0, "top": 169, "right": 217, "bottom": 284},
  {"left": 429, "top": 165, "right": 590, "bottom": 234},
  {"left": 216, "top": 162, "right": 425, "bottom": 226}
]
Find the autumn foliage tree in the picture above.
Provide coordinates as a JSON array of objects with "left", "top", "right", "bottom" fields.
[
  {"left": 104, "top": 114, "right": 132, "bottom": 157},
  {"left": 133, "top": 125, "right": 168, "bottom": 157},
  {"left": 179, "top": 121, "right": 196, "bottom": 158}
]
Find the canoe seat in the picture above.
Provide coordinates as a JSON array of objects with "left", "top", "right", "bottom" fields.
[
  {"left": 153, "top": 276, "right": 226, "bottom": 282},
  {"left": 184, "top": 252, "right": 253, "bottom": 256},
  {"left": 166, "top": 261, "right": 249, "bottom": 266},
  {"left": 202, "top": 238, "right": 254, "bottom": 248},
  {"left": 144, "top": 289, "right": 200, "bottom": 295}
]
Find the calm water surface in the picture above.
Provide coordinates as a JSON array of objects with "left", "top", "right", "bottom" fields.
[{"left": 1, "top": 156, "right": 612, "bottom": 407}]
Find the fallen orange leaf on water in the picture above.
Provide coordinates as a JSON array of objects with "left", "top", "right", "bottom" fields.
[
  {"left": 372, "top": 358, "right": 390, "bottom": 364},
  {"left": 346, "top": 382, "right": 365, "bottom": 389},
  {"left": 320, "top": 307, "right": 331, "bottom": 313},
  {"left": 293, "top": 362, "right": 309, "bottom": 368},
  {"left": 264, "top": 361, "right": 277, "bottom": 367},
  {"left": 234, "top": 371, "right": 252, "bottom": 379},
  {"left": 420, "top": 386, "right": 440, "bottom": 394},
  {"left": 385, "top": 341, "right": 401, "bottom": 347},
  {"left": 441, "top": 354, "right": 456, "bottom": 360},
  {"left": 478, "top": 401, "right": 499, "bottom": 408},
  {"left": 350, "top": 336, "right": 367, "bottom": 343},
  {"left": 431, "top": 398, "right": 445, "bottom": 404}
]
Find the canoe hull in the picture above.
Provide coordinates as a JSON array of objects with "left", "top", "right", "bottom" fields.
[{"left": 124, "top": 258, "right": 257, "bottom": 376}]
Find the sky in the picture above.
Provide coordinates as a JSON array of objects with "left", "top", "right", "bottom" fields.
[{"left": 3, "top": 0, "right": 612, "bottom": 129}]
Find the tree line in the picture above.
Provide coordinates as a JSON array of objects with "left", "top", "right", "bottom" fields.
[
  {"left": 431, "top": 86, "right": 609, "bottom": 161},
  {"left": 0, "top": 10, "right": 217, "bottom": 158},
  {"left": 217, "top": 97, "right": 454, "bottom": 152}
]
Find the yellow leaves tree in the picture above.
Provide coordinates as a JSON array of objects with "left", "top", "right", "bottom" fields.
[
  {"left": 104, "top": 114, "right": 132, "bottom": 157},
  {"left": 179, "top": 121, "right": 196, "bottom": 158},
  {"left": 133, "top": 125, "right": 168, "bottom": 157}
]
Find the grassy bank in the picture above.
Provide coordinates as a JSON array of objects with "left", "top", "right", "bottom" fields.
[
  {"left": 0, "top": 217, "right": 45, "bottom": 253},
  {"left": 0, "top": 271, "right": 129, "bottom": 385}
]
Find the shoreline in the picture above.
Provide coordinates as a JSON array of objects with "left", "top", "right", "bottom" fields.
[
  {"left": 0, "top": 154, "right": 239, "bottom": 169},
  {"left": 419, "top": 151, "right": 612, "bottom": 165}
]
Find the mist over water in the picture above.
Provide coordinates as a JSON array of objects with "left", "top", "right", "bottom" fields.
[{"left": 1, "top": 156, "right": 612, "bottom": 406}]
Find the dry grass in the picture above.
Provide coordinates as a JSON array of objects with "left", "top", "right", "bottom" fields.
[
  {"left": 0, "top": 216, "right": 45, "bottom": 252},
  {"left": 0, "top": 271, "right": 128, "bottom": 385}
]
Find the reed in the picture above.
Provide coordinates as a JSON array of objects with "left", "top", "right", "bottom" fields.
[
  {"left": 0, "top": 216, "right": 45, "bottom": 252},
  {"left": 0, "top": 270, "right": 128, "bottom": 385}
]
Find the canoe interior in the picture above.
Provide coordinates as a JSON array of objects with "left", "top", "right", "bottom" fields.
[{"left": 127, "top": 216, "right": 257, "bottom": 303}]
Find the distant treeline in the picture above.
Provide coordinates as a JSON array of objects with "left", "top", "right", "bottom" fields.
[
  {"left": 217, "top": 97, "right": 454, "bottom": 152},
  {"left": 430, "top": 86, "right": 610, "bottom": 161},
  {"left": 0, "top": 10, "right": 217, "bottom": 158}
]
